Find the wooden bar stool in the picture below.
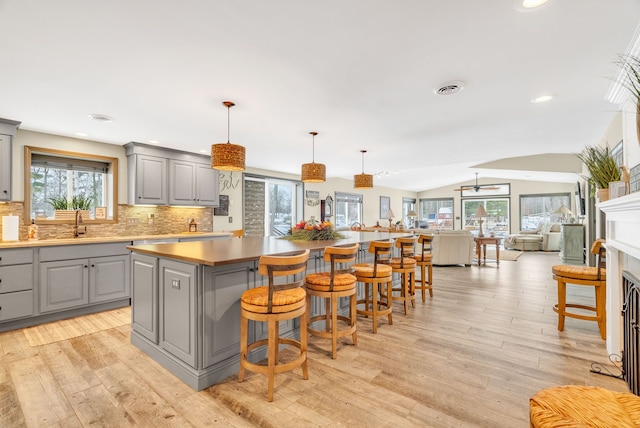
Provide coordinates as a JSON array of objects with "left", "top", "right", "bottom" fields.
[
  {"left": 353, "top": 241, "right": 393, "bottom": 333},
  {"left": 412, "top": 234, "right": 434, "bottom": 301},
  {"left": 238, "top": 249, "right": 310, "bottom": 401},
  {"left": 551, "top": 239, "right": 606, "bottom": 339},
  {"left": 387, "top": 236, "right": 417, "bottom": 315},
  {"left": 305, "top": 243, "right": 359, "bottom": 359}
]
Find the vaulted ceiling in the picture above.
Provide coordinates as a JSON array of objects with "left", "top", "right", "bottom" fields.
[{"left": 1, "top": 0, "right": 639, "bottom": 191}]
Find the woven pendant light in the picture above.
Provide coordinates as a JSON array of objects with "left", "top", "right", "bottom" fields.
[
  {"left": 301, "top": 131, "right": 326, "bottom": 182},
  {"left": 354, "top": 149, "right": 373, "bottom": 188},
  {"left": 211, "top": 101, "right": 245, "bottom": 171}
]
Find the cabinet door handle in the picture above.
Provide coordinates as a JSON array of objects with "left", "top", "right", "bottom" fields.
[
  {"left": 91, "top": 264, "right": 95, "bottom": 267},
  {"left": 84, "top": 265, "right": 88, "bottom": 268}
]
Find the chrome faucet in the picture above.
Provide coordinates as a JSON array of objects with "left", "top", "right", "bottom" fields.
[{"left": 73, "top": 210, "right": 87, "bottom": 238}]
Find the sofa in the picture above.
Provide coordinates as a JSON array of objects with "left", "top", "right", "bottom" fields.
[
  {"left": 503, "top": 222, "right": 562, "bottom": 251},
  {"left": 416, "top": 230, "right": 475, "bottom": 266}
]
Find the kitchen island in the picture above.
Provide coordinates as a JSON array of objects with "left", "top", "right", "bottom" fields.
[{"left": 127, "top": 230, "right": 409, "bottom": 390}]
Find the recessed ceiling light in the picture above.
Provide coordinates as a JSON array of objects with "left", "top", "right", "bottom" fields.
[
  {"left": 433, "top": 80, "right": 465, "bottom": 96},
  {"left": 531, "top": 95, "right": 554, "bottom": 104},
  {"left": 88, "top": 113, "right": 113, "bottom": 122},
  {"left": 148, "top": 140, "right": 160, "bottom": 145},
  {"left": 199, "top": 149, "right": 208, "bottom": 154},
  {"left": 75, "top": 132, "right": 88, "bottom": 137},
  {"left": 522, "top": 0, "right": 548, "bottom": 8}
]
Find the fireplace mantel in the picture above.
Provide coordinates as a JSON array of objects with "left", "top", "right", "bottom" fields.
[{"left": 599, "top": 191, "right": 640, "bottom": 354}]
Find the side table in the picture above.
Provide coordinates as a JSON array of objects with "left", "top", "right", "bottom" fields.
[{"left": 474, "top": 236, "right": 502, "bottom": 266}]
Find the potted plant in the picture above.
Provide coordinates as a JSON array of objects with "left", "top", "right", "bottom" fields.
[
  {"left": 72, "top": 195, "right": 92, "bottom": 220},
  {"left": 48, "top": 195, "right": 92, "bottom": 220},
  {"left": 576, "top": 145, "right": 622, "bottom": 201}
]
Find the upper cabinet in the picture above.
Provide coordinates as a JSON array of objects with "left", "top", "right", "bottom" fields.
[
  {"left": 0, "top": 118, "right": 21, "bottom": 202},
  {"left": 125, "top": 143, "right": 219, "bottom": 207}
]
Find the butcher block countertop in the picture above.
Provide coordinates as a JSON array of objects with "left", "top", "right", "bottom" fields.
[
  {"left": 127, "top": 230, "right": 411, "bottom": 267},
  {"left": 0, "top": 232, "right": 232, "bottom": 249}
]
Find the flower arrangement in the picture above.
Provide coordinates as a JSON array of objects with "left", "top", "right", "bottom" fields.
[{"left": 281, "top": 219, "right": 345, "bottom": 241}]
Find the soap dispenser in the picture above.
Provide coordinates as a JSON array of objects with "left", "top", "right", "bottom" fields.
[{"left": 27, "top": 219, "right": 39, "bottom": 241}]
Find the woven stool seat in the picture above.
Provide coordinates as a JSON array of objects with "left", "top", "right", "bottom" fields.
[
  {"left": 305, "top": 272, "right": 357, "bottom": 292},
  {"left": 239, "top": 249, "right": 310, "bottom": 401},
  {"left": 530, "top": 385, "right": 640, "bottom": 427},
  {"left": 353, "top": 263, "right": 392, "bottom": 277},
  {"left": 552, "top": 265, "right": 606, "bottom": 282},
  {"left": 388, "top": 257, "right": 417, "bottom": 269},
  {"left": 413, "top": 253, "right": 433, "bottom": 263},
  {"left": 241, "top": 286, "right": 306, "bottom": 313},
  {"left": 551, "top": 239, "right": 607, "bottom": 340},
  {"left": 305, "top": 244, "right": 359, "bottom": 359}
]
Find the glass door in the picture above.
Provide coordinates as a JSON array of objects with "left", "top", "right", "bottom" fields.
[{"left": 244, "top": 175, "right": 302, "bottom": 237}]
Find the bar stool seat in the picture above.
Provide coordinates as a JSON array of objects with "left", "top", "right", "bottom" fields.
[
  {"left": 386, "top": 236, "right": 417, "bottom": 314},
  {"left": 412, "top": 235, "right": 434, "bottom": 301},
  {"left": 353, "top": 240, "right": 393, "bottom": 333},
  {"left": 530, "top": 385, "right": 640, "bottom": 427},
  {"left": 305, "top": 243, "right": 359, "bottom": 359},
  {"left": 551, "top": 239, "right": 606, "bottom": 340},
  {"left": 239, "top": 249, "right": 310, "bottom": 401}
]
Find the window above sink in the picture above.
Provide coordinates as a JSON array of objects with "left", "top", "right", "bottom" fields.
[{"left": 25, "top": 146, "right": 118, "bottom": 224}]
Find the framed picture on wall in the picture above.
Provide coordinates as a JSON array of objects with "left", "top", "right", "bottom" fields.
[{"left": 380, "top": 196, "right": 390, "bottom": 219}]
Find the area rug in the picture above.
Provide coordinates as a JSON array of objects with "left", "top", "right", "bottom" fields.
[
  {"left": 481, "top": 249, "right": 523, "bottom": 262},
  {"left": 23, "top": 307, "right": 131, "bottom": 347}
]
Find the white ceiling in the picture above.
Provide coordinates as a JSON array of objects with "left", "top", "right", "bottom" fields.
[{"left": 1, "top": 0, "right": 639, "bottom": 192}]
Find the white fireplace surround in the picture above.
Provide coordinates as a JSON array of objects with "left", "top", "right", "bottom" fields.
[{"left": 599, "top": 191, "right": 640, "bottom": 355}]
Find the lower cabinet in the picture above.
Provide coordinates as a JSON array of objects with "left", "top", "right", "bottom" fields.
[
  {"left": 159, "top": 259, "right": 197, "bottom": 367},
  {"left": 131, "top": 253, "right": 158, "bottom": 343},
  {"left": 40, "top": 254, "right": 130, "bottom": 313},
  {"left": 202, "top": 261, "right": 256, "bottom": 367}
]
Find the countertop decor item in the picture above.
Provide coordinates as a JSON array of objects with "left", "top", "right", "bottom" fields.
[{"left": 281, "top": 220, "right": 345, "bottom": 241}]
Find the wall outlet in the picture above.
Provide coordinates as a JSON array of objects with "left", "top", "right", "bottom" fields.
[
  {"left": 126, "top": 218, "right": 139, "bottom": 226},
  {"left": 229, "top": 216, "right": 233, "bottom": 223}
]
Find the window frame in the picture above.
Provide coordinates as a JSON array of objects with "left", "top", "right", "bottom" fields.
[
  {"left": 24, "top": 146, "right": 119, "bottom": 225},
  {"left": 518, "top": 192, "right": 571, "bottom": 231}
]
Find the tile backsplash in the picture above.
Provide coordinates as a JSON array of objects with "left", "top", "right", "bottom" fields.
[{"left": 0, "top": 202, "right": 213, "bottom": 241}]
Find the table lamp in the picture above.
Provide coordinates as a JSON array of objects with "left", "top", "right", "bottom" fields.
[
  {"left": 407, "top": 210, "right": 417, "bottom": 228},
  {"left": 555, "top": 206, "right": 572, "bottom": 223},
  {"left": 475, "top": 205, "right": 488, "bottom": 237},
  {"left": 385, "top": 209, "right": 395, "bottom": 229}
]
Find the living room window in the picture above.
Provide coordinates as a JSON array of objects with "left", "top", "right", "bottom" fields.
[
  {"left": 519, "top": 193, "right": 571, "bottom": 231},
  {"left": 418, "top": 198, "right": 454, "bottom": 230},
  {"left": 462, "top": 198, "right": 509, "bottom": 237},
  {"left": 334, "top": 192, "right": 363, "bottom": 228}
]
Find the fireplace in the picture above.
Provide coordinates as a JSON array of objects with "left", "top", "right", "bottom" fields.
[
  {"left": 599, "top": 192, "right": 640, "bottom": 358},
  {"left": 622, "top": 271, "right": 640, "bottom": 394}
]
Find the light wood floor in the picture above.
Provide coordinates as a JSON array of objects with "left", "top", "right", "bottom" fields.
[{"left": 0, "top": 252, "right": 629, "bottom": 427}]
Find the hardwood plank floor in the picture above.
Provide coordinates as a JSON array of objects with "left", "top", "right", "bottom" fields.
[{"left": 0, "top": 252, "right": 629, "bottom": 427}]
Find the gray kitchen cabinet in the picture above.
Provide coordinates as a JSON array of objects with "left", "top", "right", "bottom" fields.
[
  {"left": 0, "top": 134, "right": 11, "bottom": 201},
  {"left": 0, "top": 118, "right": 20, "bottom": 202},
  {"left": 131, "top": 253, "right": 158, "bottom": 343},
  {"left": 0, "top": 248, "right": 34, "bottom": 322},
  {"left": 169, "top": 160, "right": 219, "bottom": 206},
  {"left": 90, "top": 255, "right": 131, "bottom": 303},
  {"left": 40, "top": 242, "right": 131, "bottom": 313},
  {"left": 126, "top": 142, "right": 218, "bottom": 207},
  {"left": 202, "top": 261, "right": 256, "bottom": 367},
  {"left": 129, "top": 153, "right": 168, "bottom": 205},
  {"left": 40, "top": 259, "right": 89, "bottom": 312},
  {"left": 159, "top": 259, "right": 197, "bottom": 366}
]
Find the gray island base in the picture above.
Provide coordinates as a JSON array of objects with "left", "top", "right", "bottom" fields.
[{"left": 127, "top": 231, "right": 410, "bottom": 390}]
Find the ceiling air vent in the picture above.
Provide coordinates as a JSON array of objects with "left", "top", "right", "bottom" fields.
[
  {"left": 433, "top": 81, "right": 465, "bottom": 96},
  {"left": 88, "top": 113, "right": 113, "bottom": 123}
]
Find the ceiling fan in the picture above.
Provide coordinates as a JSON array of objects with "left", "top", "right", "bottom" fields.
[{"left": 453, "top": 173, "right": 500, "bottom": 192}]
